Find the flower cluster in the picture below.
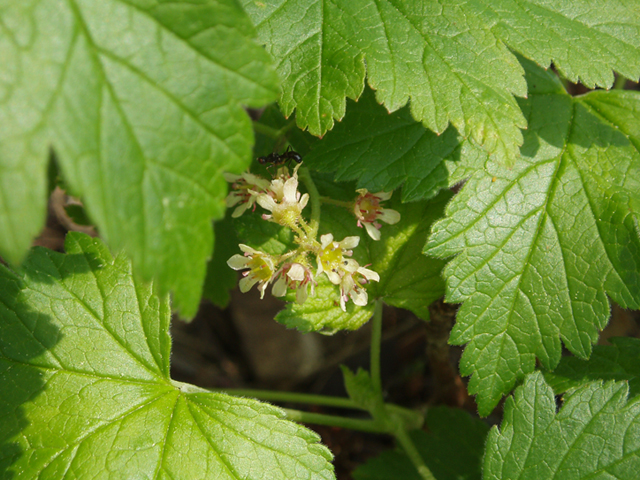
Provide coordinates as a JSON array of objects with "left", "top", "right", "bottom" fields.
[{"left": 225, "top": 161, "right": 399, "bottom": 311}]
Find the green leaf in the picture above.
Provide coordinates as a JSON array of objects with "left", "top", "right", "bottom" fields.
[
  {"left": 341, "top": 366, "right": 378, "bottom": 412},
  {"left": 275, "top": 274, "right": 375, "bottom": 333},
  {"left": 353, "top": 407, "right": 488, "bottom": 480},
  {"left": 367, "top": 191, "right": 449, "bottom": 321},
  {"left": 1, "top": 0, "right": 279, "bottom": 317},
  {"left": 545, "top": 337, "right": 640, "bottom": 398},
  {"left": 484, "top": 372, "right": 640, "bottom": 480},
  {"left": 306, "top": 87, "right": 488, "bottom": 203},
  {"left": 202, "top": 213, "right": 240, "bottom": 308},
  {"left": 0, "top": 233, "right": 334, "bottom": 479},
  {"left": 242, "top": 0, "right": 527, "bottom": 164},
  {"left": 486, "top": 0, "right": 640, "bottom": 89},
  {"left": 425, "top": 58, "right": 640, "bottom": 415}
]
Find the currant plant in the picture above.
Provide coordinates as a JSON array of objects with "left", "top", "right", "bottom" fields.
[{"left": 1, "top": 1, "right": 640, "bottom": 480}]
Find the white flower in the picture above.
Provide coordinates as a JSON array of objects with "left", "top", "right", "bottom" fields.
[
  {"left": 315, "top": 233, "right": 379, "bottom": 311},
  {"left": 353, "top": 189, "right": 401, "bottom": 240},
  {"left": 227, "top": 244, "right": 277, "bottom": 299},
  {"left": 257, "top": 171, "right": 309, "bottom": 227},
  {"left": 223, "top": 172, "right": 271, "bottom": 218},
  {"left": 271, "top": 262, "right": 316, "bottom": 304},
  {"left": 316, "top": 233, "right": 360, "bottom": 284}
]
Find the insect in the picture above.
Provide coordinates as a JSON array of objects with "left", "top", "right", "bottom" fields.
[{"left": 258, "top": 146, "right": 303, "bottom": 172}]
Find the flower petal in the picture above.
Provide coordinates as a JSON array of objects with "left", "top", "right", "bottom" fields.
[
  {"left": 357, "top": 266, "right": 380, "bottom": 282},
  {"left": 340, "top": 236, "right": 360, "bottom": 249},
  {"left": 256, "top": 194, "right": 277, "bottom": 211},
  {"left": 287, "top": 263, "right": 306, "bottom": 281},
  {"left": 239, "top": 275, "right": 259, "bottom": 293},
  {"left": 350, "top": 288, "right": 368, "bottom": 306},
  {"left": 320, "top": 233, "right": 334, "bottom": 249},
  {"left": 272, "top": 276, "right": 288, "bottom": 297},
  {"left": 363, "top": 222, "right": 381, "bottom": 240},
  {"left": 227, "top": 254, "right": 250, "bottom": 270},
  {"left": 379, "top": 208, "right": 401, "bottom": 225}
]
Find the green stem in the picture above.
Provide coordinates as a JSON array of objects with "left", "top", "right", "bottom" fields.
[
  {"left": 215, "top": 388, "right": 363, "bottom": 410},
  {"left": 614, "top": 75, "right": 628, "bottom": 90},
  {"left": 282, "top": 408, "right": 386, "bottom": 434},
  {"left": 394, "top": 428, "right": 436, "bottom": 480},
  {"left": 370, "top": 299, "right": 384, "bottom": 396},
  {"left": 320, "top": 196, "right": 352, "bottom": 209},
  {"left": 252, "top": 121, "right": 281, "bottom": 139},
  {"left": 298, "top": 166, "right": 321, "bottom": 238}
]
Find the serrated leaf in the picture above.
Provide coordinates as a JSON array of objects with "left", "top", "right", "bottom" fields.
[
  {"left": 353, "top": 407, "right": 488, "bottom": 480},
  {"left": 306, "top": 87, "right": 488, "bottom": 203},
  {"left": 0, "top": 233, "right": 334, "bottom": 479},
  {"left": 486, "top": 0, "right": 640, "bottom": 89},
  {"left": 545, "top": 337, "right": 640, "bottom": 398},
  {"left": 0, "top": 0, "right": 279, "bottom": 317},
  {"left": 484, "top": 372, "right": 640, "bottom": 480},
  {"left": 425, "top": 58, "right": 640, "bottom": 415},
  {"left": 242, "top": 0, "right": 527, "bottom": 164}
]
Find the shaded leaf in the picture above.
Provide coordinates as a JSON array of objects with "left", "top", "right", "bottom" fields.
[
  {"left": 306, "top": 87, "right": 487, "bottom": 203},
  {"left": 545, "top": 337, "right": 640, "bottom": 398},
  {"left": 353, "top": 407, "right": 488, "bottom": 480}
]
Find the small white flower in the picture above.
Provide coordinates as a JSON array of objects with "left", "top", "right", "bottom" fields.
[
  {"left": 257, "top": 173, "right": 309, "bottom": 227},
  {"left": 223, "top": 172, "right": 270, "bottom": 218},
  {"left": 227, "top": 244, "right": 277, "bottom": 299},
  {"left": 353, "top": 189, "right": 401, "bottom": 240},
  {"left": 271, "top": 262, "right": 316, "bottom": 304}
]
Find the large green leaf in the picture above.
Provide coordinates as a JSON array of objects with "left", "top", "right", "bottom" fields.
[
  {"left": 484, "top": 372, "right": 640, "bottom": 480},
  {"left": 242, "top": 0, "right": 640, "bottom": 164},
  {"left": 242, "top": 0, "right": 526, "bottom": 164},
  {"left": 425, "top": 58, "right": 640, "bottom": 415},
  {"left": 0, "top": 233, "right": 334, "bottom": 479},
  {"left": 0, "top": 0, "right": 279, "bottom": 317},
  {"left": 306, "top": 87, "right": 487, "bottom": 203}
]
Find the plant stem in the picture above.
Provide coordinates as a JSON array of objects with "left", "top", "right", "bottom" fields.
[
  {"left": 394, "top": 428, "right": 436, "bottom": 480},
  {"left": 320, "top": 196, "right": 352, "bottom": 209},
  {"left": 215, "top": 388, "right": 363, "bottom": 410},
  {"left": 298, "top": 166, "right": 321, "bottom": 238},
  {"left": 614, "top": 75, "right": 628, "bottom": 90},
  {"left": 282, "top": 408, "right": 386, "bottom": 434},
  {"left": 370, "top": 298, "right": 384, "bottom": 396},
  {"left": 252, "top": 121, "right": 280, "bottom": 139}
]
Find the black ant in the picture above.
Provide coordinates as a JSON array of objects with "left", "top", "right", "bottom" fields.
[{"left": 258, "top": 146, "right": 302, "bottom": 173}]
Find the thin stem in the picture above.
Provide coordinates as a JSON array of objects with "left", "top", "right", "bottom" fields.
[
  {"left": 370, "top": 299, "right": 384, "bottom": 396},
  {"left": 298, "top": 166, "right": 321, "bottom": 238},
  {"left": 252, "top": 121, "right": 281, "bottom": 139},
  {"left": 320, "top": 196, "right": 352, "bottom": 209},
  {"left": 215, "top": 388, "right": 363, "bottom": 410},
  {"left": 282, "top": 408, "right": 386, "bottom": 434},
  {"left": 252, "top": 118, "right": 298, "bottom": 140},
  {"left": 614, "top": 75, "right": 628, "bottom": 90},
  {"left": 394, "top": 428, "right": 436, "bottom": 480}
]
